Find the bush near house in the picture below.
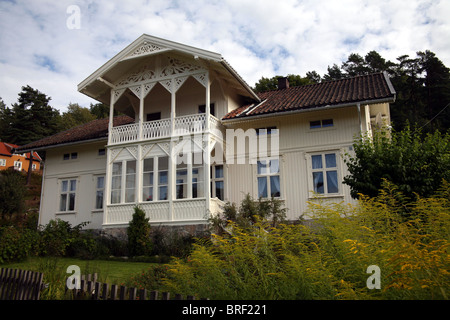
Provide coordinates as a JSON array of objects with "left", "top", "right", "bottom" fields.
[{"left": 162, "top": 180, "right": 450, "bottom": 300}]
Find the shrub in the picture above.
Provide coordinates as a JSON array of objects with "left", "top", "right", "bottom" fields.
[
  {"left": 0, "top": 169, "right": 27, "bottom": 220},
  {"left": 163, "top": 181, "right": 450, "bottom": 300},
  {"left": 127, "top": 206, "right": 152, "bottom": 257},
  {"left": 0, "top": 225, "right": 36, "bottom": 263}
]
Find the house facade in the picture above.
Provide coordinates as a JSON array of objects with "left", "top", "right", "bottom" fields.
[
  {"left": 0, "top": 142, "right": 41, "bottom": 172},
  {"left": 17, "top": 34, "right": 396, "bottom": 232}
]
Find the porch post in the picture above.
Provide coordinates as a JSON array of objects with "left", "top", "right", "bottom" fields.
[
  {"left": 104, "top": 89, "right": 115, "bottom": 226},
  {"left": 169, "top": 80, "right": 176, "bottom": 220},
  {"left": 139, "top": 84, "right": 144, "bottom": 140},
  {"left": 108, "top": 90, "right": 115, "bottom": 145},
  {"left": 204, "top": 73, "right": 211, "bottom": 213}
]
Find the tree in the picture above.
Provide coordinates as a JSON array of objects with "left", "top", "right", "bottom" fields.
[
  {"left": 0, "top": 170, "right": 27, "bottom": 220},
  {"left": 253, "top": 74, "right": 315, "bottom": 92},
  {"left": 0, "top": 86, "right": 60, "bottom": 145},
  {"left": 343, "top": 125, "right": 450, "bottom": 200},
  {"left": 58, "top": 103, "right": 96, "bottom": 131},
  {"left": 127, "top": 206, "right": 152, "bottom": 257},
  {"left": 89, "top": 102, "right": 110, "bottom": 119}
]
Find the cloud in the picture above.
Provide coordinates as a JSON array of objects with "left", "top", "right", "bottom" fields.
[{"left": 0, "top": 0, "right": 449, "bottom": 112}]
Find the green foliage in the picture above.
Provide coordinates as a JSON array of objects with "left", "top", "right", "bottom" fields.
[
  {"left": 344, "top": 125, "right": 450, "bottom": 201},
  {"left": 0, "top": 226, "right": 36, "bottom": 263},
  {"left": 209, "top": 193, "right": 287, "bottom": 234},
  {"left": 127, "top": 206, "right": 152, "bottom": 257},
  {"left": 58, "top": 103, "right": 96, "bottom": 131},
  {"left": 162, "top": 182, "right": 450, "bottom": 300},
  {"left": 0, "top": 170, "right": 27, "bottom": 220},
  {"left": 126, "top": 264, "right": 170, "bottom": 292}
]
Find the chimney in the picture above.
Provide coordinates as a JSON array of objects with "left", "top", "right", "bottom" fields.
[{"left": 277, "top": 77, "right": 289, "bottom": 90}]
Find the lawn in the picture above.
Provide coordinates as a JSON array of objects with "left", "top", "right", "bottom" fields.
[{"left": 0, "top": 256, "right": 158, "bottom": 285}]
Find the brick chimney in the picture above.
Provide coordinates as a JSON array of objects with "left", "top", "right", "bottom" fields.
[{"left": 277, "top": 77, "right": 289, "bottom": 90}]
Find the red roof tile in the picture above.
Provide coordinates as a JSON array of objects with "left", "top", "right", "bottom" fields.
[
  {"left": 0, "top": 142, "right": 42, "bottom": 161},
  {"left": 223, "top": 72, "right": 396, "bottom": 120},
  {"left": 15, "top": 116, "right": 134, "bottom": 152}
]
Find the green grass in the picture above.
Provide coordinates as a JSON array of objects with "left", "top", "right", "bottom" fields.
[{"left": 1, "top": 256, "right": 158, "bottom": 285}]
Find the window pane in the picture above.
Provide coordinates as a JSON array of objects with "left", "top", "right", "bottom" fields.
[
  {"left": 176, "top": 184, "right": 187, "bottom": 199},
  {"left": 159, "top": 171, "right": 168, "bottom": 184},
  {"left": 126, "top": 175, "right": 135, "bottom": 189},
  {"left": 97, "top": 176, "right": 104, "bottom": 189},
  {"left": 69, "top": 193, "right": 75, "bottom": 211},
  {"left": 258, "top": 177, "right": 268, "bottom": 198},
  {"left": 143, "top": 172, "right": 153, "bottom": 187},
  {"left": 325, "top": 153, "right": 337, "bottom": 168},
  {"left": 70, "top": 180, "right": 77, "bottom": 192},
  {"left": 61, "top": 180, "right": 68, "bottom": 192},
  {"left": 96, "top": 191, "right": 103, "bottom": 209},
  {"left": 60, "top": 194, "right": 67, "bottom": 211},
  {"left": 125, "top": 188, "right": 135, "bottom": 203},
  {"left": 327, "top": 171, "right": 339, "bottom": 193},
  {"left": 193, "top": 181, "right": 204, "bottom": 198},
  {"left": 215, "top": 181, "right": 224, "bottom": 200},
  {"left": 143, "top": 187, "right": 153, "bottom": 201},
  {"left": 270, "top": 175, "right": 281, "bottom": 197},
  {"left": 126, "top": 160, "right": 136, "bottom": 174},
  {"left": 270, "top": 159, "right": 280, "bottom": 174},
  {"left": 310, "top": 120, "right": 321, "bottom": 129},
  {"left": 215, "top": 165, "right": 224, "bottom": 179},
  {"left": 312, "top": 155, "right": 323, "bottom": 169},
  {"left": 313, "top": 172, "right": 324, "bottom": 194},
  {"left": 159, "top": 186, "right": 168, "bottom": 200},
  {"left": 158, "top": 157, "right": 168, "bottom": 170},
  {"left": 322, "top": 119, "right": 333, "bottom": 127},
  {"left": 111, "top": 190, "right": 121, "bottom": 204},
  {"left": 112, "top": 176, "right": 122, "bottom": 189},
  {"left": 257, "top": 160, "right": 268, "bottom": 175},
  {"left": 112, "top": 162, "right": 122, "bottom": 175},
  {"left": 143, "top": 158, "right": 153, "bottom": 172}
]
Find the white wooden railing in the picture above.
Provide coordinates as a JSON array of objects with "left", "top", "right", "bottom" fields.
[{"left": 109, "top": 114, "right": 222, "bottom": 145}]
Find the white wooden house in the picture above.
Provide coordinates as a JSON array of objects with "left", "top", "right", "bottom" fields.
[{"left": 17, "top": 34, "right": 396, "bottom": 232}]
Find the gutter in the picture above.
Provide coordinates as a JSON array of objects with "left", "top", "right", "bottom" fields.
[
  {"left": 220, "top": 59, "right": 261, "bottom": 102},
  {"left": 14, "top": 137, "right": 108, "bottom": 154},
  {"left": 221, "top": 96, "right": 396, "bottom": 125}
]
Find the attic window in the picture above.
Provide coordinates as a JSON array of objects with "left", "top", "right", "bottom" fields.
[
  {"left": 63, "top": 152, "right": 78, "bottom": 160},
  {"left": 310, "top": 119, "right": 333, "bottom": 129}
]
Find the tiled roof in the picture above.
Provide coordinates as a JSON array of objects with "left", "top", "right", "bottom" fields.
[
  {"left": 223, "top": 72, "right": 396, "bottom": 120},
  {"left": 15, "top": 116, "right": 134, "bottom": 152},
  {"left": 0, "top": 142, "right": 42, "bottom": 161}
]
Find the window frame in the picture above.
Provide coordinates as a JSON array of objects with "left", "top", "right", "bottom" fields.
[
  {"left": 211, "top": 164, "right": 225, "bottom": 200},
  {"left": 94, "top": 175, "right": 105, "bottom": 210},
  {"left": 256, "top": 158, "right": 281, "bottom": 199},
  {"left": 58, "top": 178, "right": 77, "bottom": 213},
  {"left": 308, "top": 151, "right": 342, "bottom": 197}
]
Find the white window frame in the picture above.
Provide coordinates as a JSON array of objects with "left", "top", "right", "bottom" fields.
[
  {"left": 211, "top": 164, "right": 225, "bottom": 200},
  {"left": 14, "top": 161, "right": 22, "bottom": 171},
  {"left": 307, "top": 151, "right": 342, "bottom": 198},
  {"left": 256, "top": 157, "right": 281, "bottom": 199},
  {"left": 110, "top": 160, "right": 137, "bottom": 204},
  {"left": 0, "top": 159, "right": 6, "bottom": 166},
  {"left": 59, "top": 178, "right": 77, "bottom": 213},
  {"left": 94, "top": 175, "right": 105, "bottom": 210}
]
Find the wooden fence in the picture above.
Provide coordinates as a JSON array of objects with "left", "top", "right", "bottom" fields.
[
  {"left": 0, "top": 268, "right": 44, "bottom": 300},
  {"left": 68, "top": 273, "right": 207, "bottom": 301}
]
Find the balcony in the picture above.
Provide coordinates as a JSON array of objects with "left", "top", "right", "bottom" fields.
[{"left": 109, "top": 113, "right": 222, "bottom": 145}]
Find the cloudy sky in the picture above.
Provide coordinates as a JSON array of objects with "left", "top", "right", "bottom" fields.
[{"left": 1, "top": 0, "right": 449, "bottom": 112}]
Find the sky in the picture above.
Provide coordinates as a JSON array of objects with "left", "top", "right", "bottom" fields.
[{"left": 0, "top": 0, "right": 449, "bottom": 112}]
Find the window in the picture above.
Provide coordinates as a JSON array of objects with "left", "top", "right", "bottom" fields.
[
  {"left": 176, "top": 161, "right": 188, "bottom": 199},
  {"left": 63, "top": 152, "right": 78, "bottom": 160},
  {"left": 198, "top": 103, "right": 215, "bottom": 117},
  {"left": 310, "top": 119, "right": 333, "bottom": 129},
  {"left": 211, "top": 165, "right": 224, "bottom": 200},
  {"left": 14, "top": 161, "right": 22, "bottom": 171},
  {"left": 0, "top": 159, "right": 6, "bottom": 166},
  {"left": 32, "top": 164, "right": 37, "bottom": 171},
  {"left": 158, "top": 156, "right": 169, "bottom": 200},
  {"left": 257, "top": 159, "right": 281, "bottom": 198},
  {"left": 60, "top": 179, "right": 77, "bottom": 212},
  {"left": 311, "top": 153, "right": 339, "bottom": 195},
  {"left": 256, "top": 126, "right": 277, "bottom": 135},
  {"left": 143, "top": 158, "right": 154, "bottom": 201},
  {"left": 192, "top": 153, "right": 204, "bottom": 198},
  {"left": 147, "top": 112, "right": 161, "bottom": 121},
  {"left": 111, "top": 160, "right": 136, "bottom": 204},
  {"left": 95, "top": 176, "right": 105, "bottom": 209},
  {"left": 98, "top": 149, "right": 106, "bottom": 156}
]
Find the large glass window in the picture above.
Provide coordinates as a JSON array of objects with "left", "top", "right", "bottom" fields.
[
  {"left": 111, "top": 162, "right": 122, "bottom": 204},
  {"left": 125, "top": 160, "right": 136, "bottom": 203},
  {"left": 176, "top": 161, "right": 188, "bottom": 199},
  {"left": 257, "top": 158, "right": 281, "bottom": 198},
  {"left": 111, "top": 160, "right": 136, "bottom": 204},
  {"left": 192, "top": 153, "right": 204, "bottom": 198},
  {"left": 143, "top": 158, "right": 154, "bottom": 201},
  {"left": 158, "top": 156, "right": 169, "bottom": 200},
  {"left": 211, "top": 165, "right": 224, "bottom": 200},
  {"left": 311, "top": 153, "right": 339, "bottom": 194},
  {"left": 60, "top": 179, "right": 77, "bottom": 211},
  {"left": 95, "top": 176, "right": 105, "bottom": 209}
]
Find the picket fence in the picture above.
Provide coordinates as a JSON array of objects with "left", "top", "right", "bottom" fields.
[{"left": 68, "top": 273, "right": 207, "bottom": 301}]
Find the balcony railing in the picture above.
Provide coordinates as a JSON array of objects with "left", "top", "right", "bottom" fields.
[{"left": 109, "top": 114, "right": 222, "bottom": 145}]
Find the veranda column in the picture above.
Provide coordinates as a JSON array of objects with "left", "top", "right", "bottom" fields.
[
  {"left": 169, "top": 80, "right": 176, "bottom": 221},
  {"left": 104, "top": 89, "right": 116, "bottom": 226},
  {"left": 204, "top": 72, "right": 211, "bottom": 213}
]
